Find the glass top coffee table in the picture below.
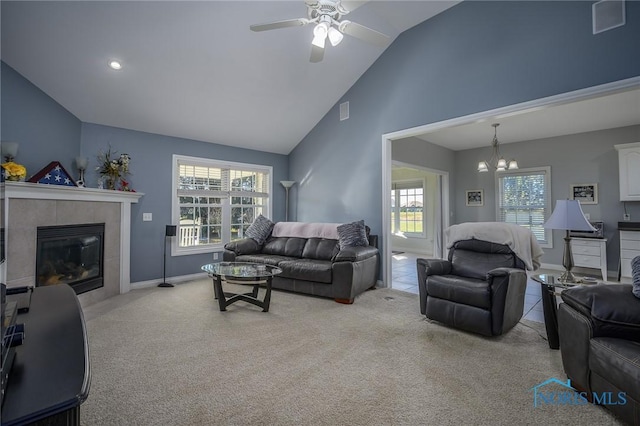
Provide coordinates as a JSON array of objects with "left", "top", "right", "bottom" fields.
[
  {"left": 532, "top": 273, "right": 601, "bottom": 350},
  {"left": 201, "top": 262, "right": 282, "bottom": 312}
]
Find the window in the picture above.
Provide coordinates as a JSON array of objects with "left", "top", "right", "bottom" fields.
[
  {"left": 496, "top": 167, "right": 551, "bottom": 247},
  {"left": 391, "top": 180, "right": 425, "bottom": 236},
  {"left": 172, "top": 155, "right": 272, "bottom": 255}
]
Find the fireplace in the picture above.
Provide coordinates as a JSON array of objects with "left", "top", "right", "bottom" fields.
[{"left": 36, "top": 223, "right": 105, "bottom": 295}]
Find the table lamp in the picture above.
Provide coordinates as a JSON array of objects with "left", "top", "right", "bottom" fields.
[{"left": 543, "top": 199, "right": 596, "bottom": 283}]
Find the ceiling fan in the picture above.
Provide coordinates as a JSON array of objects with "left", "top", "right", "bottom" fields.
[{"left": 250, "top": 0, "right": 390, "bottom": 63}]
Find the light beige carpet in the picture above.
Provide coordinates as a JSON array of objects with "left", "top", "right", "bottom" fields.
[{"left": 80, "top": 279, "right": 621, "bottom": 425}]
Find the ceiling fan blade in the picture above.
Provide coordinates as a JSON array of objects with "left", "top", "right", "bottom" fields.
[
  {"left": 250, "top": 18, "right": 309, "bottom": 32},
  {"left": 340, "top": 21, "right": 390, "bottom": 48},
  {"left": 310, "top": 44, "right": 325, "bottom": 63}
]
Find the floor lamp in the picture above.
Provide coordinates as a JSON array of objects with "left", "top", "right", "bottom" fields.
[
  {"left": 543, "top": 199, "right": 596, "bottom": 283},
  {"left": 280, "top": 181, "right": 296, "bottom": 222},
  {"left": 158, "top": 225, "right": 177, "bottom": 288}
]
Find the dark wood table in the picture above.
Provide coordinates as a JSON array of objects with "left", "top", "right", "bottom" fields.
[
  {"left": 2, "top": 284, "right": 90, "bottom": 426},
  {"left": 202, "top": 262, "right": 282, "bottom": 312}
]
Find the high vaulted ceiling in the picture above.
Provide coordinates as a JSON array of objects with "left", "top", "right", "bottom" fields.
[{"left": 1, "top": 1, "right": 459, "bottom": 155}]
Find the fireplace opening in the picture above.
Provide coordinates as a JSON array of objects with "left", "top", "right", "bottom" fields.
[{"left": 36, "top": 223, "right": 105, "bottom": 295}]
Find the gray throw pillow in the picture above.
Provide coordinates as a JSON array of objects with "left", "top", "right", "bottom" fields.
[
  {"left": 632, "top": 256, "right": 640, "bottom": 299},
  {"left": 245, "top": 214, "right": 274, "bottom": 245},
  {"left": 337, "top": 220, "right": 369, "bottom": 251}
]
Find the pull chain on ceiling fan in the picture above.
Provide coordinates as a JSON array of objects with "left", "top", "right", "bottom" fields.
[{"left": 250, "top": 0, "right": 390, "bottom": 63}]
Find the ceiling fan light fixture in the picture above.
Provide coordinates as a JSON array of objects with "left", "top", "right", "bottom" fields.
[
  {"left": 313, "top": 21, "right": 329, "bottom": 38},
  {"left": 328, "top": 27, "right": 343, "bottom": 46},
  {"left": 312, "top": 34, "right": 326, "bottom": 48}
]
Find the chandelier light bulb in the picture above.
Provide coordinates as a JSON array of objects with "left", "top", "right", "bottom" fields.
[{"left": 477, "top": 161, "right": 489, "bottom": 173}]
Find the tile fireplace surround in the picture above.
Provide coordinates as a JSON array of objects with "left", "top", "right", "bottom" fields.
[{"left": 1, "top": 182, "right": 143, "bottom": 307}]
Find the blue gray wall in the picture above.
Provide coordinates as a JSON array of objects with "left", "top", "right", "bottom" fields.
[
  {"left": 1, "top": 62, "right": 81, "bottom": 173},
  {"left": 2, "top": 61, "right": 289, "bottom": 283},
  {"left": 289, "top": 1, "right": 640, "bottom": 259}
]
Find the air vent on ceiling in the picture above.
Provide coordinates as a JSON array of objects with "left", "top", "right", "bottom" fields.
[
  {"left": 593, "top": 0, "right": 625, "bottom": 34},
  {"left": 340, "top": 101, "right": 349, "bottom": 121}
]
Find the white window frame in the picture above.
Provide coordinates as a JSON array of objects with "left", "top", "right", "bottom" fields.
[
  {"left": 495, "top": 166, "right": 552, "bottom": 248},
  {"left": 171, "top": 154, "right": 272, "bottom": 256},
  {"left": 391, "top": 178, "right": 426, "bottom": 238}
]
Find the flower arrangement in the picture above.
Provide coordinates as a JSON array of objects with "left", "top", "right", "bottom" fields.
[
  {"left": 1, "top": 161, "right": 27, "bottom": 181},
  {"left": 96, "top": 147, "right": 132, "bottom": 190}
]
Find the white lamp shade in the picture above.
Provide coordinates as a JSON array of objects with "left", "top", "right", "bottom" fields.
[
  {"left": 507, "top": 159, "right": 519, "bottom": 169},
  {"left": 328, "top": 27, "right": 343, "bottom": 46},
  {"left": 477, "top": 161, "right": 489, "bottom": 172},
  {"left": 280, "top": 180, "right": 296, "bottom": 188},
  {"left": 543, "top": 199, "right": 596, "bottom": 231}
]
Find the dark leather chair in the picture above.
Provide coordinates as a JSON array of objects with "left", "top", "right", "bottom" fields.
[
  {"left": 416, "top": 239, "right": 527, "bottom": 336},
  {"left": 558, "top": 284, "right": 640, "bottom": 425}
]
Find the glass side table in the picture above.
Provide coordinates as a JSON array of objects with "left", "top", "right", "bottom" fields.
[{"left": 532, "top": 273, "right": 600, "bottom": 350}]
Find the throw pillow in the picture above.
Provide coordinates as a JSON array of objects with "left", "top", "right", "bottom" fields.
[
  {"left": 632, "top": 255, "right": 640, "bottom": 299},
  {"left": 337, "top": 220, "right": 369, "bottom": 251},
  {"left": 245, "top": 214, "right": 274, "bottom": 245}
]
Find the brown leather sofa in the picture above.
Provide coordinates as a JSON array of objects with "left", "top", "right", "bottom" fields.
[
  {"left": 558, "top": 284, "right": 640, "bottom": 425},
  {"left": 417, "top": 239, "right": 528, "bottom": 336},
  {"left": 223, "top": 232, "right": 379, "bottom": 304}
]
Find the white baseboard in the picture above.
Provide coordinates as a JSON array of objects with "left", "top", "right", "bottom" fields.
[{"left": 130, "top": 272, "right": 209, "bottom": 290}]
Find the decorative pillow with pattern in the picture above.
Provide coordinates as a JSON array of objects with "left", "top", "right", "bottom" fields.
[
  {"left": 337, "top": 220, "right": 369, "bottom": 251},
  {"left": 245, "top": 215, "right": 275, "bottom": 245},
  {"left": 632, "top": 255, "right": 640, "bottom": 299}
]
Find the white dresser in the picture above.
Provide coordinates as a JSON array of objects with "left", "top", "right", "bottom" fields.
[
  {"left": 570, "top": 237, "right": 607, "bottom": 281},
  {"left": 619, "top": 229, "right": 640, "bottom": 281}
]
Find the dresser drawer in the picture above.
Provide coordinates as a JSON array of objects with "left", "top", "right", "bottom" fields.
[
  {"left": 573, "top": 254, "right": 601, "bottom": 268},
  {"left": 620, "top": 239, "right": 640, "bottom": 251},
  {"left": 570, "top": 244, "right": 600, "bottom": 256},
  {"left": 621, "top": 249, "right": 640, "bottom": 260},
  {"left": 620, "top": 230, "right": 640, "bottom": 241},
  {"left": 621, "top": 259, "right": 633, "bottom": 278}
]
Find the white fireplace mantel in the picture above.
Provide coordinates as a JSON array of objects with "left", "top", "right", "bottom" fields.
[{"left": 2, "top": 181, "right": 144, "bottom": 294}]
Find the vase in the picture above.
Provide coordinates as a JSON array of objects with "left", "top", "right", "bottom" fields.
[{"left": 106, "top": 176, "right": 117, "bottom": 190}]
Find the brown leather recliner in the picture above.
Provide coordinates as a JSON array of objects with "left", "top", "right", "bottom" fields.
[{"left": 416, "top": 239, "right": 527, "bottom": 336}]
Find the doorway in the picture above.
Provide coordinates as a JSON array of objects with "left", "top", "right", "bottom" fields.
[{"left": 389, "top": 161, "right": 449, "bottom": 292}]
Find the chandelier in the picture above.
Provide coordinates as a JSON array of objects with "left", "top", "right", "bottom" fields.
[{"left": 477, "top": 123, "right": 518, "bottom": 172}]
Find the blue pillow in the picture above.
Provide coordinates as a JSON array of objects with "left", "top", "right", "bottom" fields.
[
  {"left": 245, "top": 215, "right": 274, "bottom": 245},
  {"left": 632, "top": 256, "right": 640, "bottom": 299}
]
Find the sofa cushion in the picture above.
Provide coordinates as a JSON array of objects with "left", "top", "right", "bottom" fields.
[
  {"left": 561, "top": 284, "right": 640, "bottom": 342},
  {"left": 337, "top": 220, "right": 369, "bottom": 250},
  {"left": 277, "top": 259, "right": 333, "bottom": 284},
  {"left": 302, "top": 238, "right": 339, "bottom": 260},
  {"left": 590, "top": 337, "right": 640, "bottom": 403},
  {"left": 426, "top": 275, "right": 491, "bottom": 309},
  {"left": 234, "top": 254, "right": 292, "bottom": 266},
  {"left": 245, "top": 214, "right": 275, "bottom": 245},
  {"left": 262, "top": 237, "right": 306, "bottom": 258}
]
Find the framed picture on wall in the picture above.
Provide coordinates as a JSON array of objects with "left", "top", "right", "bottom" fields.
[
  {"left": 570, "top": 183, "right": 598, "bottom": 205},
  {"left": 466, "top": 189, "right": 484, "bottom": 207}
]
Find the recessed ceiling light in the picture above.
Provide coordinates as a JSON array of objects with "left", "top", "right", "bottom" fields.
[{"left": 109, "top": 60, "right": 122, "bottom": 70}]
